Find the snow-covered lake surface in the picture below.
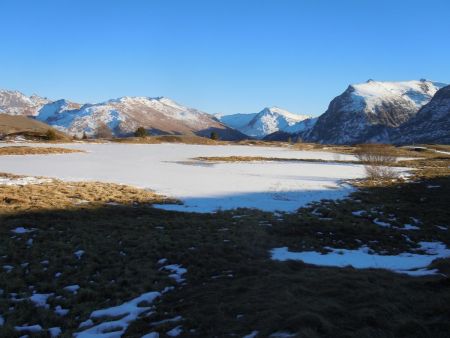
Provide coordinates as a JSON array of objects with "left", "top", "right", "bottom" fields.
[{"left": 0, "top": 143, "right": 370, "bottom": 212}]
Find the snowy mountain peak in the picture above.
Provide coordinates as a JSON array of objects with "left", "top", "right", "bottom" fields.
[
  {"left": 0, "top": 89, "right": 50, "bottom": 116},
  {"left": 218, "top": 106, "right": 311, "bottom": 138},
  {"left": 349, "top": 79, "right": 444, "bottom": 109},
  {"left": 259, "top": 106, "right": 311, "bottom": 122},
  {"left": 307, "top": 79, "right": 447, "bottom": 144}
]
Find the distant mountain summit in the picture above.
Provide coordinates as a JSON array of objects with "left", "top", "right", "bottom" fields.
[
  {"left": 0, "top": 90, "right": 50, "bottom": 116},
  {"left": 218, "top": 107, "right": 311, "bottom": 138},
  {"left": 0, "top": 90, "right": 246, "bottom": 140},
  {"left": 305, "top": 79, "right": 446, "bottom": 144}
]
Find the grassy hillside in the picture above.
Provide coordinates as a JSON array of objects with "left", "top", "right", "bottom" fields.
[{"left": 0, "top": 114, "right": 70, "bottom": 141}]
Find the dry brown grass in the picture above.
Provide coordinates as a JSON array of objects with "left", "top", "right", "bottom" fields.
[
  {"left": 194, "top": 155, "right": 360, "bottom": 164},
  {"left": 0, "top": 114, "right": 71, "bottom": 142},
  {"left": 0, "top": 177, "right": 177, "bottom": 213},
  {"left": 112, "top": 134, "right": 222, "bottom": 145},
  {"left": 0, "top": 146, "right": 82, "bottom": 156}
]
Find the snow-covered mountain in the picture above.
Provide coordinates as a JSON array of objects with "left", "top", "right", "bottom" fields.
[
  {"left": 218, "top": 107, "right": 311, "bottom": 138},
  {"left": 37, "top": 96, "right": 244, "bottom": 139},
  {"left": 0, "top": 90, "right": 50, "bottom": 116},
  {"left": 391, "top": 85, "right": 450, "bottom": 145},
  {"left": 305, "top": 79, "right": 446, "bottom": 144},
  {"left": 0, "top": 90, "right": 246, "bottom": 140},
  {"left": 263, "top": 117, "right": 318, "bottom": 141}
]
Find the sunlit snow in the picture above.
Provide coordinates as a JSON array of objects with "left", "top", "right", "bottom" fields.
[{"left": 0, "top": 143, "right": 404, "bottom": 212}]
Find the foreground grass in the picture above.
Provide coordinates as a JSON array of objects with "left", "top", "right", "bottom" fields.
[
  {"left": 0, "top": 146, "right": 83, "bottom": 156},
  {"left": 0, "top": 155, "right": 449, "bottom": 337},
  {"left": 0, "top": 178, "right": 177, "bottom": 213}
]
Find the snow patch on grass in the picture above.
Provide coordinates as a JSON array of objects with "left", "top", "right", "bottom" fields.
[
  {"left": 29, "top": 293, "right": 53, "bottom": 309},
  {"left": 373, "top": 218, "right": 391, "bottom": 227},
  {"left": 74, "top": 250, "right": 85, "bottom": 259},
  {"left": 74, "top": 291, "right": 160, "bottom": 337},
  {"left": 0, "top": 176, "right": 51, "bottom": 186},
  {"left": 64, "top": 284, "right": 80, "bottom": 293},
  {"left": 11, "top": 226, "right": 36, "bottom": 234},
  {"left": 271, "top": 242, "right": 450, "bottom": 276},
  {"left": 15, "top": 324, "right": 43, "bottom": 333},
  {"left": 161, "top": 264, "right": 187, "bottom": 283},
  {"left": 166, "top": 325, "right": 183, "bottom": 336}
]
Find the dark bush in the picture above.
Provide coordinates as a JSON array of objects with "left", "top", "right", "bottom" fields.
[{"left": 134, "top": 127, "right": 148, "bottom": 138}]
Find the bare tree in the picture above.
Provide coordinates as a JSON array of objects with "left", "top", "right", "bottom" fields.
[
  {"left": 355, "top": 144, "right": 398, "bottom": 180},
  {"left": 95, "top": 123, "right": 113, "bottom": 139}
]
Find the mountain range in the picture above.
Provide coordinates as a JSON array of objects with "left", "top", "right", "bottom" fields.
[
  {"left": 0, "top": 91, "right": 245, "bottom": 140},
  {"left": 0, "top": 79, "right": 449, "bottom": 144}
]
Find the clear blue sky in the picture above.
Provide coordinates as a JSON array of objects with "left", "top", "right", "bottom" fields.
[{"left": 1, "top": 0, "right": 449, "bottom": 116}]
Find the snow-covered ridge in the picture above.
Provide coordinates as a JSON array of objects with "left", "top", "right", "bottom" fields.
[
  {"left": 0, "top": 89, "right": 245, "bottom": 140},
  {"left": 0, "top": 90, "right": 50, "bottom": 116},
  {"left": 350, "top": 79, "right": 445, "bottom": 111}
]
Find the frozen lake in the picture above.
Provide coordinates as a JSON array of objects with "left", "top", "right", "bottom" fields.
[{"left": 0, "top": 143, "right": 367, "bottom": 212}]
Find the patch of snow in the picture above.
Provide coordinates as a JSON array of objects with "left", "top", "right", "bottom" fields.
[
  {"left": 74, "top": 291, "right": 160, "bottom": 338},
  {"left": 15, "top": 324, "right": 43, "bottom": 333},
  {"left": 157, "top": 258, "right": 168, "bottom": 265},
  {"left": 271, "top": 241, "right": 450, "bottom": 276},
  {"left": 142, "top": 333, "right": 159, "bottom": 338},
  {"left": 0, "top": 314, "right": 4, "bottom": 326},
  {"left": 3, "top": 265, "right": 13, "bottom": 273},
  {"left": 161, "top": 264, "right": 187, "bottom": 283},
  {"left": 11, "top": 227, "right": 36, "bottom": 234},
  {"left": 29, "top": 293, "right": 53, "bottom": 309},
  {"left": 402, "top": 224, "right": 420, "bottom": 230},
  {"left": 78, "top": 319, "right": 94, "bottom": 329},
  {"left": 49, "top": 327, "right": 62, "bottom": 337},
  {"left": 352, "top": 210, "right": 366, "bottom": 216},
  {"left": 243, "top": 331, "right": 259, "bottom": 338},
  {"left": 0, "top": 176, "right": 51, "bottom": 186},
  {"left": 55, "top": 305, "right": 69, "bottom": 316},
  {"left": 150, "top": 315, "right": 182, "bottom": 326},
  {"left": 373, "top": 218, "right": 391, "bottom": 227},
  {"left": 74, "top": 250, "right": 85, "bottom": 259},
  {"left": 64, "top": 285, "right": 80, "bottom": 293},
  {"left": 166, "top": 326, "right": 183, "bottom": 337},
  {"left": 435, "top": 150, "right": 450, "bottom": 155}
]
